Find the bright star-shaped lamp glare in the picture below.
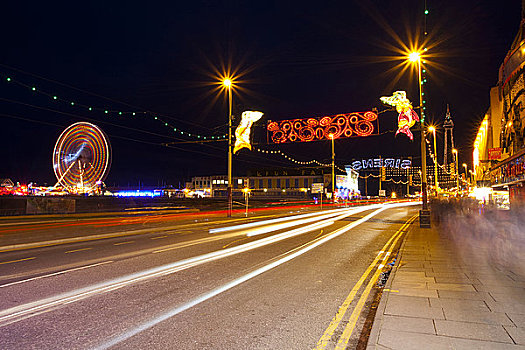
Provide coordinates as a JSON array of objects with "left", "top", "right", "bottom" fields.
[
  {"left": 408, "top": 52, "right": 420, "bottom": 62},
  {"left": 222, "top": 78, "right": 232, "bottom": 88},
  {"left": 428, "top": 126, "right": 435, "bottom": 133}
]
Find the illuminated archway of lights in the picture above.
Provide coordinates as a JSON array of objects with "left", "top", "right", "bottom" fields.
[
  {"left": 253, "top": 146, "right": 346, "bottom": 172},
  {"left": 53, "top": 122, "right": 111, "bottom": 193}
]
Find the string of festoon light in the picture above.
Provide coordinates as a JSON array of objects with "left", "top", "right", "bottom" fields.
[
  {"left": 426, "top": 137, "right": 454, "bottom": 176},
  {"left": 1, "top": 74, "right": 228, "bottom": 141},
  {"left": 253, "top": 146, "right": 346, "bottom": 172},
  {"left": 359, "top": 173, "right": 380, "bottom": 179}
]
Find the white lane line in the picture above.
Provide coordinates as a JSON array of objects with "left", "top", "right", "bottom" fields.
[
  {"left": 95, "top": 206, "right": 394, "bottom": 349},
  {"left": 114, "top": 241, "right": 134, "bottom": 246},
  {"left": 0, "top": 261, "right": 114, "bottom": 288},
  {"left": 150, "top": 236, "right": 168, "bottom": 240},
  {"left": 65, "top": 248, "right": 92, "bottom": 254}
]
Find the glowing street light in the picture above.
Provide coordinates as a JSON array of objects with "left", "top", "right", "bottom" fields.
[
  {"left": 407, "top": 50, "right": 429, "bottom": 226},
  {"left": 452, "top": 148, "right": 459, "bottom": 190},
  {"left": 223, "top": 77, "right": 233, "bottom": 217},
  {"left": 428, "top": 126, "right": 439, "bottom": 194},
  {"left": 462, "top": 163, "right": 468, "bottom": 187},
  {"left": 408, "top": 52, "right": 420, "bottom": 62},
  {"left": 328, "top": 133, "right": 335, "bottom": 201},
  {"left": 222, "top": 78, "right": 232, "bottom": 88}
]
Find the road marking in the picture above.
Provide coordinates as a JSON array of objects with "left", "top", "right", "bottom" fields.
[
  {"left": 314, "top": 229, "right": 325, "bottom": 239},
  {"left": 314, "top": 214, "right": 417, "bottom": 349},
  {"left": 150, "top": 235, "right": 168, "bottom": 240},
  {"left": 222, "top": 237, "right": 250, "bottom": 249},
  {"left": 0, "top": 257, "right": 36, "bottom": 265},
  {"left": 65, "top": 248, "right": 92, "bottom": 254},
  {"left": 114, "top": 241, "right": 134, "bottom": 246},
  {"left": 0, "top": 261, "right": 113, "bottom": 288},
  {"left": 334, "top": 223, "right": 408, "bottom": 350},
  {"left": 333, "top": 215, "right": 416, "bottom": 350}
]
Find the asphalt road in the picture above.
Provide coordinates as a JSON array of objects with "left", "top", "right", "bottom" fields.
[{"left": 0, "top": 202, "right": 419, "bottom": 349}]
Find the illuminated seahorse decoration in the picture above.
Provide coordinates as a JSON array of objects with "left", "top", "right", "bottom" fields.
[
  {"left": 234, "top": 111, "right": 264, "bottom": 154},
  {"left": 380, "top": 91, "right": 420, "bottom": 140}
]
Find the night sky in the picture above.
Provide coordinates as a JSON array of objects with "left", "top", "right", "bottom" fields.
[{"left": 0, "top": 1, "right": 520, "bottom": 187}]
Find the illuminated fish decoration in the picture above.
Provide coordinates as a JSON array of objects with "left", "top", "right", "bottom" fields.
[
  {"left": 380, "top": 91, "right": 420, "bottom": 140},
  {"left": 234, "top": 111, "right": 263, "bottom": 154}
]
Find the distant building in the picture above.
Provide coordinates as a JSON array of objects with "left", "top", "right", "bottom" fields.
[{"left": 189, "top": 168, "right": 337, "bottom": 198}]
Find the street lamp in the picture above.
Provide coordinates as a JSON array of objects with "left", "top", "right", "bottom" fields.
[
  {"left": 223, "top": 78, "right": 233, "bottom": 217},
  {"left": 452, "top": 148, "right": 459, "bottom": 190},
  {"left": 462, "top": 163, "right": 468, "bottom": 187},
  {"left": 428, "top": 126, "right": 439, "bottom": 195},
  {"left": 328, "top": 133, "right": 335, "bottom": 202},
  {"left": 408, "top": 51, "right": 430, "bottom": 227}
]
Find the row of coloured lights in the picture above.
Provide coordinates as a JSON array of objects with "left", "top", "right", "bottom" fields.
[
  {"left": 422, "top": 1, "right": 429, "bottom": 115},
  {"left": 3, "top": 75, "right": 228, "bottom": 141},
  {"left": 253, "top": 147, "right": 346, "bottom": 172}
]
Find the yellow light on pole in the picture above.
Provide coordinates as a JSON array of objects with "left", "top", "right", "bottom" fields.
[
  {"left": 223, "top": 76, "right": 233, "bottom": 217},
  {"left": 407, "top": 50, "right": 429, "bottom": 224},
  {"left": 462, "top": 163, "right": 468, "bottom": 187},
  {"left": 408, "top": 52, "right": 420, "bottom": 62},
  {"left": 428, "top": 126, "right": 439, "bottom": 195},
  {"left": 452, "top": 149, "right": 459, "bottom": 190},
  {"left": 222, "top": 78, "right": 232, "bottom": 88}
]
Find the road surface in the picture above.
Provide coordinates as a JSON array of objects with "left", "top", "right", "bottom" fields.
[{"left": 0, "top": 201, "right": 419, "bottom": 349}]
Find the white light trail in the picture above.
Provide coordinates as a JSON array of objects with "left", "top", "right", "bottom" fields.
[
  {"left": 209, "top": 207, "right": 351, "bottom": 234},
  {"left": 0, "top": 208, "right": 358, "bottom": 326},
  {"left": 96, "top": 204, "right": 410, "bottom": 349},
  {"left": 0, "top": 202, "right": 418, "bottom": 332}
]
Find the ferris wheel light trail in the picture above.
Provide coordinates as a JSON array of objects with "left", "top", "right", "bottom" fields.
[
  {"left": 65, "top": 142, "right": 88, "bottom": 163},
  {"left": 52, "top": 122, "right": 111, "bottom": 194}
]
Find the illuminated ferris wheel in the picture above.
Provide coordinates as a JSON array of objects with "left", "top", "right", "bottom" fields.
[{"left": 52, "top": 122, "right": 111, "bottom": 193}]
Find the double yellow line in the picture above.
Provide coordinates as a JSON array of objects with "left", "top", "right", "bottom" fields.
[{"left": 314, "top": 214, "right": 417, "bottom": 350}]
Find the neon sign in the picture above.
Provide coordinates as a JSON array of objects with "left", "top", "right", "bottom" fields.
[
  {"left": 351, "top": 158, "right": 411, "bottom": 170},
  {"left": 267, "top": 111, "right": 378, "bottom": 144}
]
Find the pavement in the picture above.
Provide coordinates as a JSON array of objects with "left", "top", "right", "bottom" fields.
[{"left": 367, "top": 216, "right": 525, "bottom": 350}]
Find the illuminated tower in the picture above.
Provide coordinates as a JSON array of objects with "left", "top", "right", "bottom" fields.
[{"left": 443, "top": 105, "right": 455, "bottom": 165}]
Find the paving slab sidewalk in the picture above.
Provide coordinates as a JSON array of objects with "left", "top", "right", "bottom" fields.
[{"left": 367, "top": 219, "right": 525, "bottom": 350}]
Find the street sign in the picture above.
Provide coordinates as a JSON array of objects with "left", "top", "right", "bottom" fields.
[{"left": 312, "top": 183, "right": 324, "bottom": 193}]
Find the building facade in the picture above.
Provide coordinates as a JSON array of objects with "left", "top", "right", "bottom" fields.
[{"left": 474, "top": 5, "right": 525, "bottom": 207}]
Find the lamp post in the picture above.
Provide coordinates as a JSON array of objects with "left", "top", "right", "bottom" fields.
[
  {"left": 223, "top": 78, "right": 233, "bottom": 217},
  {"left": 462, "top": 163, "right": 468, "bottom": 187},
  {"left": 452, "top": 148, "right": 459, "bottom": 190},
  {"left": 409, "top": 51, "right": 430, "bottom": 227},
  {"left": 428, "top": 126, "right": 439, "bottom": 195}
]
